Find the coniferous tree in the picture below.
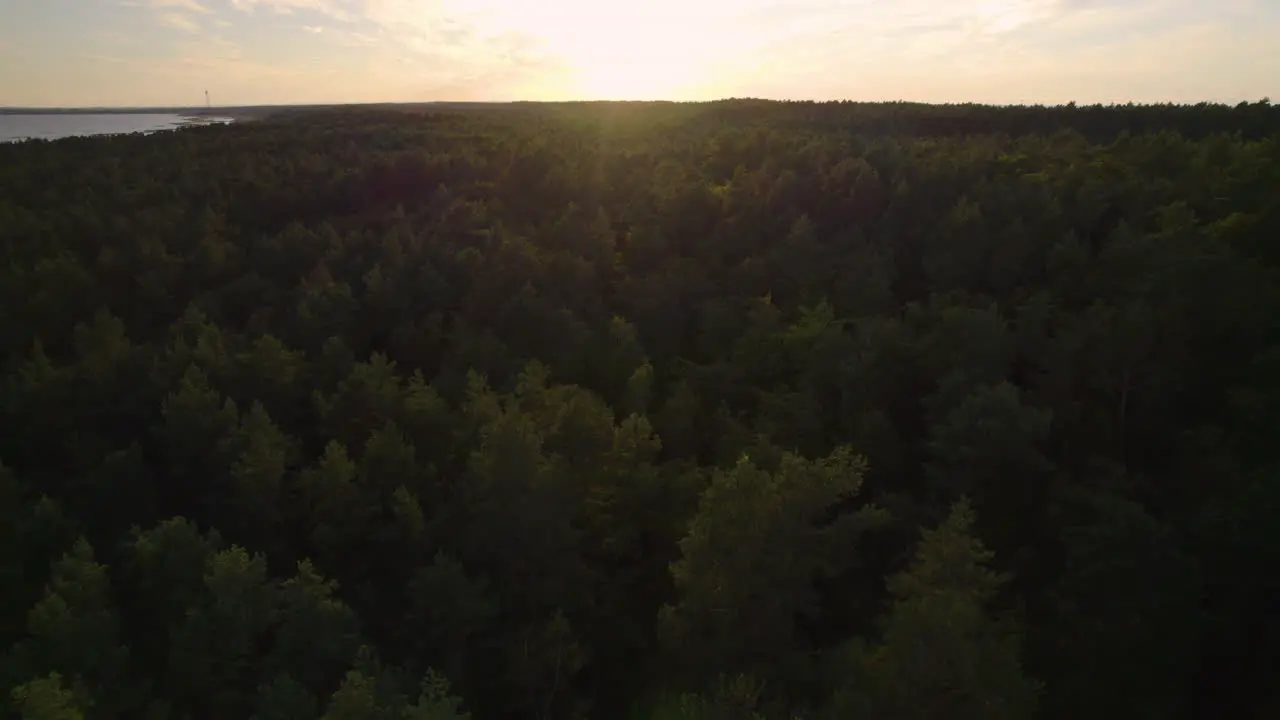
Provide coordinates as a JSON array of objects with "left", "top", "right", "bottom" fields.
[{"left": 830, "top": 500, "right": 1039, "bottom": 720}]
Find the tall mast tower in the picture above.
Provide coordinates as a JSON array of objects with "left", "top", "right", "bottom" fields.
[{"left": 205, "top": 90, "right": 210, "bottom": 109}]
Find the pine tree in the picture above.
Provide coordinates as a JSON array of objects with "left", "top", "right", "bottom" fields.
[
  {"left": 10, "top": 673, "right": 85, "bottom": 720},
  {"left": 830, "top": 500, "right": 1039, "bottom": 720},
  {"left": 662, "top": 447, "right": 886, "bottom": 684},
  {"left": 17, "top": 540, "right": 130, "bottom": 716}
]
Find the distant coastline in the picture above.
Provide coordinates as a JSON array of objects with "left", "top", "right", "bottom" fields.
[
  {"left": 1, "top": 112, "right": 236, "bottom": 143},
  {"left": 0, "top": 107, "right": 270, "bottom": 122},
  {"left": 0, "top": 102, "right": 519, "bottom": 122}
]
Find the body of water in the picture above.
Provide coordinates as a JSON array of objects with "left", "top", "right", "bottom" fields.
[{"left": 0, "top": 113, "right": 233, "bottom": 142}]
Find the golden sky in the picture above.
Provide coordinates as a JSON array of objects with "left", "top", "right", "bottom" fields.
[{"left": 2, "top": 0, "right": 1277, "bottom": 106}]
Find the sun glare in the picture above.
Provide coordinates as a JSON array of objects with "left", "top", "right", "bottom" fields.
[
  {"left": 443, "top": 0, "right": 736, "bottom": 100},
  {"left": 572, "top": 62, "right": 673, "bottom": 101},
  {"left": 542, "top": 17, "right": 720, "bottom": 100},
  {"left": 566, "top": 49, "right": 710, "bottom": 100}
]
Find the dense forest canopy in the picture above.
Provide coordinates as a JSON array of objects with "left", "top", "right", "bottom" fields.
[{"left": 1, "top": 99, "right": 1278, "bottom": 719}]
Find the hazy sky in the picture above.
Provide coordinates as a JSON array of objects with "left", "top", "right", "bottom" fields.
[{"left": 1, "top": 0, "right": 1277, "bottom": 107}]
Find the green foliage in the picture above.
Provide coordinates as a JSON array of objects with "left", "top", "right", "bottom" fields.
[
  {"left": 404, "top": 670, "right": 471, "bottom": 720},
  {"left": 253, "top": 674, "right": 320, "bottom": 720},
  {"left": 10, "top": 673, "right": 85, "bottom": 720},
  {"left": 14, "top": 540, "right": 128, "bottom": 715},
  {"left": 662, "top": 447, "right": 886, "bottom": 683},
  {"left": 227, "top": 402, "right": 295, "bottom": 552},
  {"left": 1, "top": 101, "right": 1277, "bottom": 718},
  {"left": 321, "top": 669, "right": 390, "bottom": 720},
  {"left": 267, "top": 561, "right": 362, "bottom": 694},
  {"left": 646, "top": 675, "right": 769, "bottom": 720},
  {"left": 1035, "top": 492, "right": 1200, "bottom": 719},
  {"left": 167, "top": 545, "right": 276, "bottom": 717},
  {"left": 830, "top": 501, "right": 1039, "bottom": 720}
]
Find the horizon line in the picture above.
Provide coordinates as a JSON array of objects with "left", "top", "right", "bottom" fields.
[{"left": 0, "top": 98, "right": 1273, "bottom": 113}]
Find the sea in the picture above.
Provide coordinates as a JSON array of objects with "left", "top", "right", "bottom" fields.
[{"left": 0, "top": 113, "right": 233, "bottom": 143}]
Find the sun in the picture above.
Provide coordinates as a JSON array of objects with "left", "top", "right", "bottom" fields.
[
  {"left": 540, "top": 17, "right": 707, "bottom": 100},
  {"left": 569, "top": 55, "right": 696, "bottom": 101},
  {"left": 440, "top": 0, "right": 739, "bottom": 100},
  {"left": 557, "top": 27, "right": 738, "bottom": 101},
  {"left": 493, "top": 1, "right": 728, "bottom": 100}
]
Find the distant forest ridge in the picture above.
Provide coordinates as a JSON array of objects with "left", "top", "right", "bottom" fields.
[{"left": 0, "top": 96, "right": 1276, "bottom": 136}]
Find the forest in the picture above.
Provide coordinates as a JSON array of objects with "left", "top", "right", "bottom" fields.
[{"left": 1, "top": 99, "right": 1278, "bottom": 719}]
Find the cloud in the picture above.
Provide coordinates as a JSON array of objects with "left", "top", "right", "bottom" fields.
[
  {"left": 734, "top": 0, "right": 1155, "bottom": 74},
  {"left": 138, "top": 0, "right": 214, "bottom": 37},
  {"left": 344, "top": 0, "right": 568, "bottom": 90},
  {"left": 184, "top": 34, "right": 244, "bottom": 59},
  {"left": 323, "top": 0, "right": 1080, "bottom": 100},
  {"left": 42, "top": 0, "right": 1280, "bottom": 104},
  {"left": 229, "top": 0, "right": 358, "bottom": 22},
  {"left": 343, "top": 31, "right": 379, "bottom": 46},
  {"left": 159, "top": 12, "right": 202, "bottom": 32},
  {"left": 725, "top": 0, "right": 1280, "bottom": 102},
  {"left": 151, "top": 0, "right": 213, "bottom": 13}
]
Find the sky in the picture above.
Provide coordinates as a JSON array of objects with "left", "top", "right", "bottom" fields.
[{"left": 0, "top": 0, "right": 1277, "bottom": 107}]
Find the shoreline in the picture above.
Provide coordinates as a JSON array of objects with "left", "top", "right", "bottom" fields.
[
  {"left": 0, "top": 108, "right": 274, "bottom": 122},
  {"left": 1, "top": 113, "right": 238, "bottom": 144},
  {"left": 178, "top": 115, "right": 237, "bottom": 126}
]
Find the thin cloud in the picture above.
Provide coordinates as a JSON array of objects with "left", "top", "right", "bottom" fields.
[
  {"left": 151, "top": 0, "right": 213, "bottom": 13},
  {"left": 345, "top": 31, "right": 378, "bottom": 45},
  {"left": 159, "top": 12, "right": 202, "bottom": 32},
  {"left": 11, "top": 0, "right": 1280, "bottom": 104},
  {"left": 297, "top": 24, "right": 383, "bottom": 46},
  {"left": 229, "top": 0, "right": 358, "bottom": 22}
]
